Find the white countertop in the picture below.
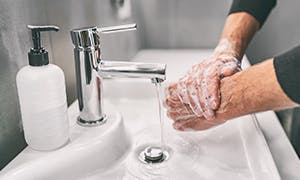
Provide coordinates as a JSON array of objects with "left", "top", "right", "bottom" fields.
[
  {"left": 256, "top": 112, "right": 300, "bottom": 179},
  {"left": 133, "top": 49, "right": 300, "bottom": 180}
]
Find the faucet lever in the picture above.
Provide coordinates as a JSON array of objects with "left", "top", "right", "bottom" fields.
[
  {"left": 70, "top": 23, "right": 167, "bottom": 127},
  {"left": 98, "top": 23, "right": 137, "bottom": 34}
]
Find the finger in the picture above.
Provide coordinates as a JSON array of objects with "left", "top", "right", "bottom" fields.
[
  {"left": 184, "top": 65, "right": 207, "bottom": 117},
  {"left": 167, "top": 105, "right": 195, "bottom": 121},
  {"left": 167, "top": 110, "right": 195, "bottom": 122},
  {"left": 173, "top": 118, "right": 220, "bottom": 131},
  {"left": 187, "top": 63, "right": 201, "bottom": 76},
  {"left": 164, "top": 96, "right": 181, "bottom": 109},
  {"left": 165, "top": 82, "right": 177, "bottom": 97},
  {"left": 165, "top": 83, "right": 180, "bottom": 102},
  {"left": 164, "top": 83, "right": 183, "bottom": 109},
  {"left": 174, "top": 103, "right": 194, "bottom": 114},
  {"left": 199, "top": 69, "right": 216, "bottom": 120},
  {"left": 186, "top": 79, "right": 204, "bottom": 117},
  {"left": 203, "top": 69, "right": 221, "bottom": 111},
  {"left": 168, "top": 87, "right": 182, "bottom": 103},
  {"left": 177, "top": 76, "right": 190, "bottom": 104},
  {"left": 176, "top": 63, "right": 202, "bottom": 104},
  {"left": 173, "top": 118, "right": 198, "bottom": 131}
]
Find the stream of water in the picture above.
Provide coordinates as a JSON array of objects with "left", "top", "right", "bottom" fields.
[
  {"left": 138, "top": 81, "right": 169, "bottom": 164},
  {"left": 155, "top": 82, "right": 165, "bottom": 152}
]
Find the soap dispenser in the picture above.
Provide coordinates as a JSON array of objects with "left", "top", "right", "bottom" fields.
[{"left": 16, "top": 25, "right": 69, "bottom": 151}]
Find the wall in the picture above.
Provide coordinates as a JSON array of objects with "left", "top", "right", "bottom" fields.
[
  {"left": 134, "top": 0, "right": 231, "bottom": 49},
  {"left": 246, "top": 0, "right": 300, "bottom": 63}
]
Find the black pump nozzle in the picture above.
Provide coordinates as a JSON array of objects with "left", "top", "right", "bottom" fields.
[{"left": 27, "top": 25, "right": 59, "bottom": 66}]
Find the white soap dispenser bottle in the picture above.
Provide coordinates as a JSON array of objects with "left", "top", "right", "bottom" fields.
[{"left": 16, "top": 25, "right": 69, "bottom": 151}]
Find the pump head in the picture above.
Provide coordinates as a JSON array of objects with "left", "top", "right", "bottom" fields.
[{"left": 27, "top": 25, "right": 59, "bottom": 66}]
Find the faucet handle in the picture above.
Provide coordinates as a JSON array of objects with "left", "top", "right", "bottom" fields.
[
  {"left": 70, "top": 23, "right": 137, "bottom": 48},
  {"left": 98, "top": 23, "right": 137, "bottom": 34}
]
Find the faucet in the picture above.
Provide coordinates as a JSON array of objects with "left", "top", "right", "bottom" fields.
[{"left": 70, "top": 24, "right": 166, "bottom": 126}]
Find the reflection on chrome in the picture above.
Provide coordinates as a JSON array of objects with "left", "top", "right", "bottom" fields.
[{"left": 70, "top": 24, "right": 166, "bottom": 126}]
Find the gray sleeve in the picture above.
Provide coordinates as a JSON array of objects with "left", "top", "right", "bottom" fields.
[{"left": 274, "top": 45, "right": 300, "bottom": 104}]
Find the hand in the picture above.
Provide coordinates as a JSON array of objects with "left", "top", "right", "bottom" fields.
[
  {"left": 165, "top": 83, "right": 226, "bottom": 131},
  {"left": 165, "top": 76, "right": 242, "bottom": 131},
  {"left": 168, "top": 39, "right": 241, "bottom": 120},
  {"left": 166, "top": 59, "right": 300, "bottom": 131}
]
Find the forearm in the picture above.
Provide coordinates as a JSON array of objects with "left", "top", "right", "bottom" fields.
[
  {"left": 217, "top": 59, "right": 299, "bottom": 120},
  {"left": 215, "top": 0, "right": 277, "bottom": 61},
  {"left": 165, "top": 58, "right": 299, "bottom": 131},
  {"left": 214, "top": 13, "right": 259, "bottom": 61}
]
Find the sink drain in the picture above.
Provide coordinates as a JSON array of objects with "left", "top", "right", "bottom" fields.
[{"left": 139, "top": 146, "right": 169, "bottom": 164}]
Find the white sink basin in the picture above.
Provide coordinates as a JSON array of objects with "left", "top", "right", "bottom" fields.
[
  {"left": 0, "top": 102, "right": 131, "bottom": 180},
  {"left": 0, "top": 50, "right": 281, "bottom": 180}
]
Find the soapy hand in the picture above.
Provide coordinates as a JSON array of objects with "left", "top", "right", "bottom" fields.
[
  {"left": 165, "top": 39, "right": 241, "bottom": 123},
  {"left": 164, "top": 83, "right": 227, "bottom": 131}
]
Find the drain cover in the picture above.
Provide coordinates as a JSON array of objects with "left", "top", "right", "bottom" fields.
[
  {"left": 144, "top": 146, "right": 163, "bottom": 161},
  {"left": 139, "top": 146, "right": 169, "bottom": 164}
]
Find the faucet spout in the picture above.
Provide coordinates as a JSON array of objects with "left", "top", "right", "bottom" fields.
[
  {"left": 98, "top": 61, "right": 166, "bottom": 82},
  {"left": 70, "top": 23, "right": 167, "bottom": 126}
]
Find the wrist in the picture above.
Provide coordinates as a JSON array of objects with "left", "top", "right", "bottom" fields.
[
  {"left": 216, "top": 72, "right": 250, "bottom": 121},
  {"left": 213, "top": 38, "right": 242, "bottom": 60},
  {"left": 214, "top": 38, "right": 243, "bottom": 61}
]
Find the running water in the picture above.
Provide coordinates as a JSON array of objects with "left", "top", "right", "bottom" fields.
[
  {"left": 138, "top": 81, "right": 169, "bottom": 164},
  {"left": 155, "top": 82, "right": 165, "bottom": 151}
]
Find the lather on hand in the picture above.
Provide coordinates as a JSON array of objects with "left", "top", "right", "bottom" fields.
[
  {"left": 165, "top": 12, "right": 261, "bottom": 129},
  {"left": 167, "top": 39, "right": 241, "bottom": 121},
  {"left": 165, "top": 82, "right": 225, "bottom": 131},
  {"left": 165, "top": 59, "right": 299, "bottom": 131}
]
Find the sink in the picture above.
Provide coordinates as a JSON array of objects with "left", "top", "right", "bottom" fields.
[
  {"left": 0, "top": 101, "right": 131, "bottom": 180},
  {"left": 0, "top": 50, "right": 281, "bottom": 180}
]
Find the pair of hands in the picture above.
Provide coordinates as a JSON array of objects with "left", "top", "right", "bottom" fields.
[{"left": 164, "top": 40, "right": 242, "bottom": 131}]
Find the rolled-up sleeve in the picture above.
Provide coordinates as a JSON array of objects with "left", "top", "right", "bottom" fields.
[
  {"left": 229, "top": 0, "right": 277, "bottom": 28},
  {"left": 274, "top": 46, "right": 300, "bottom": 104}
]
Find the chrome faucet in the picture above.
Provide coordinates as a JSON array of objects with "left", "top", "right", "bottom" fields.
[{"left": 70, "top": 24, "right": 166, "bottom": 126}]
